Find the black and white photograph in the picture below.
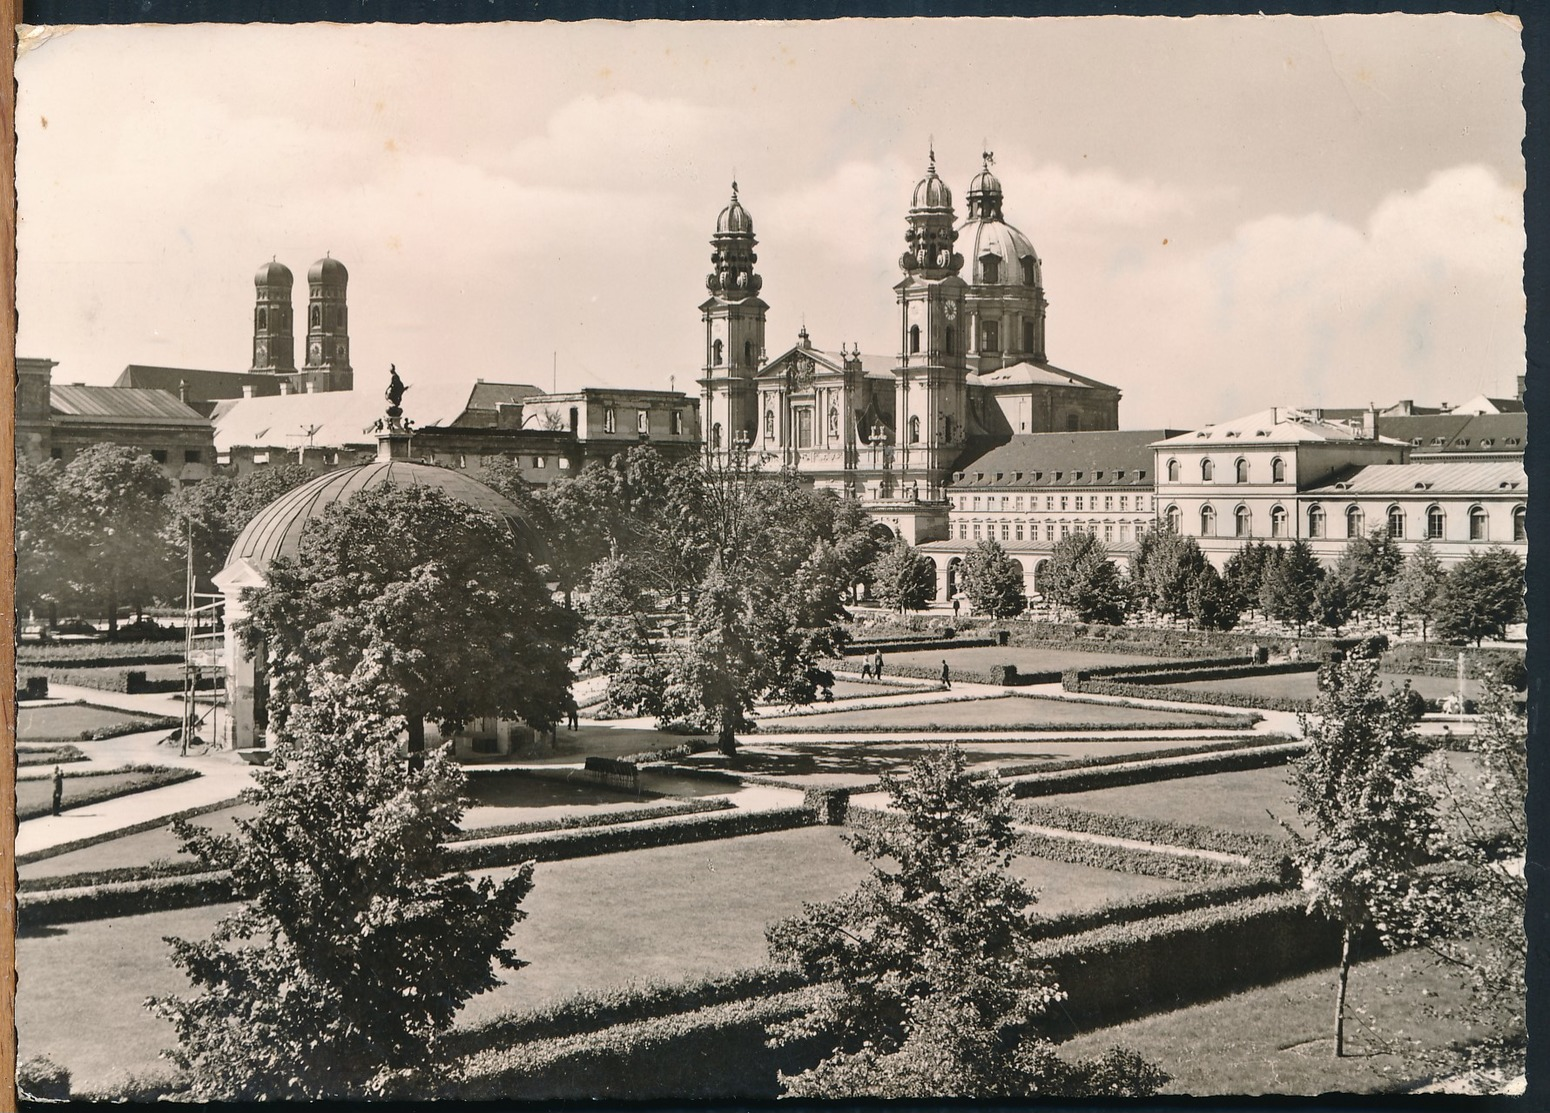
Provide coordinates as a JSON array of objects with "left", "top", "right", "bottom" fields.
[{"left": 8, "top": 12, "right": 1531, "bottom": 1102}]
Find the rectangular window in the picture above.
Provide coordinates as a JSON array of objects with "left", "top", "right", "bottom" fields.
[
  {"left": 184, "top": 449, "right": 202, "bottom": 464},
  {"left": 1075, "top": 496, "right": 1084, "bottom": 511},
  {"left": 958, "top": 523, "right": 967, "bottom": 540},
  {"left": 1119, "top": 523, "right": 1129, "bottom": 542},
  {"left": 1105, "top": 524, "right": 1113, "bottom": 542},
  {"left": 1045, "top": 523, "right": 1055, "bottom": 541},
  {"left": 1045, "top": 496, "right": 1054, "bottom": 511},
  {"left": 1120, "top": 495, "right": 1128, "bottom": 511},
  {"left": 973, "top": 496, "right": 982, "bottom": 511},
  {"left": 559, "top": 457, "right": 571, "bottom": 469},
  {"left": 534, "top": 456, "right": 546, "bottom": 468},
  {"left": 1060, "top": 496, "right": 1068, "bottom": 511},
  {"left": 973, "top": 524, "right": 981, "bottom": 539},
  {"left": 603, "top": 408, "right": 616, "bottom": 433},
  {"left": 672, "top": 410, "right": 684, "bottom": 435},
  {"left": 1060, "top": 524, "right": 1070, "bottom": 539},
  {"left": 1001, "top": 497, "right": 1009, "bottom": 512},
  {"left": 151, "top": 449, "right": 168, "bottom": 464},
  {"left": 1104, "top": 495, "right": 1113, "bottom": 511},
  {"left": 1137, "top": 496, "right": 1147, "bottom": 512},
  {"left": 794, "top": 408, "right": 814, "bottom": 448},
  {"left": 1015, "top": 523, "right": 1024, "bottom": 541},
  {"left": 1001, "top": 523, "right": 1010, "bottom": 541},
  {"left": 1014, "top": 496, "right": 1024, "bottom": 512},
  {"left": 638, "top": 410, "right": 649, "bottom": 434}
]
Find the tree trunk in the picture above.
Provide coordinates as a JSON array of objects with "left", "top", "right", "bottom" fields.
[
  {"left": 406, "top": 712, "right": 426, "bottom": 773},
  {"left": 1333, "top": 924, "right": 1352, "bottom": 1058},
  {"left": 107, "top": 579, "right": 119, "bottom": 638},
  {"left": 717, "top": 710, "right": 738, "bottom": 756}
]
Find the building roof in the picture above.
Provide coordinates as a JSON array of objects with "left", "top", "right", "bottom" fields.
[
  {"left": 759, "top": 344, "right": 897, "bottom": 381},
  {"left": 212, "top": 384, "right": 492, "bottom": 451},
  {"left": 950, "top": 430, "right": 1183, "bottom": 488},
  {"left": 1451, "top": 393, "right": 1526, "bottom": 415},
  {"left": 114, "top": 365, "right": 285, "bottom": 402},
  {"left": 50, "top": 384, "right": 210, "bottom": 426},
  {"left": 1377, "top": 413, "right": 1527, "bottom": 454},
  {"left": 1153, "top": 407, "right": 1405, "bottom": 447},
  {"left": 1304, "top": 461, "right": 1527, "bottom": 498},
  {"left": 464, "top": 381, "right": 547, "bottom": 410},
  {"left": 224, "top": 460, "right": 537, "bottom": 572},
  {"left": 967, "top": 361, "right": 1119, "bottom": 394}
]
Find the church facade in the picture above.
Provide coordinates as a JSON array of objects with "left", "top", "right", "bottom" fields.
[{"left": 699, "top": 154, "right": 1122, "bottom": 544}]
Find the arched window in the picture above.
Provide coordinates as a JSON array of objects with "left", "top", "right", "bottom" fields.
[
  {"left": 1200, "top": 505, "right": 1217, "bottom": 537},
  {"left": 909, "top": 324, "right": 921, "bottom": 354},
  {"left": 1021, "top": 256, "right": 1037, "bottom": 285},
  {"left": 256, "top": 308, "right": 267, "bottom": 330},
  {"left": 1387, "top": 506, "right": 1405, "bottom": 539},
  {"left": 711, "top": 423, "right": 723, "bottom": 450},
  {"left": 944, "top": 326, "right": 954, "bottom": 354},
  {"left": 1514, "top": 505, "right": 1527, "bottom": 542},
  {"left": 1201, "top": 458, "right": 1215, "bottom": 482},
  {"left": 1469, "top": 505, "right": 1488, "bottom": 542},
  {"left": 981, "top": 255, "right": 1000, "bottom": 283},
  {"left": 1271, "top": 456, "right": 1286, "bottom": 483},
  {"left": 981, "top": 319, "right": 1000, "bottom": 352},
  {"left": 1235, "top": 458, "right": 1249, "bottom": 483},
  {"left": 603, "top": 407, "right": 617, "bottom": 434},
  {"left": 712, "top": 338, "right": 724, "bottom": 366},
  {"left": 943, "top": 415, "right": 954, "bottom": 442},
  {"left": 1271, "top": 505, "right": 1288, "bottom": 538},
  {"left": 1427, "top": 505, "right": 1445, "bottom": 540},
  {"left": 909, "top": 415, "right": 921, "bottom": 443},
  {"left": 1346, "top": 506, "right": 1364, "bottom": 538},
  {"left": 1166, "top": 458, "right": 1180, "bottom": 482},
  {"left": 1165, "top": 504, "right": 1182, "bottom": 532},
  {"left": 1307, "top": 504, "right": 1325, "bottom": 538},
  {"left": 1235, "top": 506, "right": 1251, "bottom": 537},
  {"left": 310, "top": 305, "right": 321, "bottom": 328},
  {"left": 743, "top": 340, "right": 752, "bottom": 366},
  {"left": 764, "top": 410, "right": 775, "bottom": 439}
]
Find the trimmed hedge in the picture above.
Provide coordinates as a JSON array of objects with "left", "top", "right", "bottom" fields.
[
  {"left": 35, "top": 666, "right": 186, "bottom": 695},
  {"left": 1004, "top": 620, "right": 1378, "bottom": 663},
  {"left": 841, "top": 636, "right": 999, "bottom": 656},
  {"left": 1004, "top": 741, "right": 1307, "bottom": 797},
  {"left": 16, "top": 640, "right": 187, "bottom": 666},
  {"left": 17, "top": 765, "right": 202, "bottom": 822},
  {"left": 1024, "top": 870, "right": 1290, "bottom": 943},
  {"left": 18, "top": 869, "right": 236, "bottom": 927},
  {"left": 15, "top": 794, "right": 246, "bottom": 866},
  {"left": 1065, "top": 675, "right": 1315, "bottom": 713},
  {"left": 444, "top": 965, "right": 809, "bottom": 1058},
  {"left": 1029, "top": 891, "right": 1342, "bottom": 1036},
  {"left": 1013, "top": 829, "right": 1242, "bottom": 883},
  {"left": 19, "top": 858, "right": 213, "bottom": 893},
  {"left": 1016, "top": 802, "right": 1286, "bottom": 858},
  {"left": 1078, "top": 660, "right": 1320, "bottom": 687},
  {"left": 994, "top": 735, "right": 1286, "bottom": 780},
  {"left": 447, "top": 806, "right": 817, "bottom": 871},
  {"left": 1379, "top": 643, "right": 1524, "bottom": 679},
  {"left": 1068, "top": 655, "right": 1250, "bottom": 681},
  {"left": 446, "top": 797, "right": 734, "bottom": 842},
  {"left": 17, "top": 744, "right": 88, "bottom": 766}
]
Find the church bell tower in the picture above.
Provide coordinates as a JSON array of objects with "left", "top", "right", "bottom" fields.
[
  {"left": 250, "top": 260, "right": 296, "bottom": 373},
  {"left": 298, "top": 254, "right": 353, "bottom": 392},
  {"left": 698, "top": 183, "right": 768, "bottom": 459}
]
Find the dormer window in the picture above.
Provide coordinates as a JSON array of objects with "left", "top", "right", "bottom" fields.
[
  {"left": 1020, "top": 256, "right": 1036, "bottom": 285},
  {"left": 980, "top": 255, "right": 1001, "bottom": 283}
]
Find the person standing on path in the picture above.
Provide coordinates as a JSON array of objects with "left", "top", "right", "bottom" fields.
[
  {"left": 51, "top": 766, "right": 64, "bottom": 816},
  {"left": 859, "top": 657, "right": 873, "bottom": 679},
  {"left": 567, "top": 698, "right": 580, "bottom": 732},
  {"left": 941, "top": 660, "right": 952, "bottom": 690},
  {"left": 953, "top": 597, "right": 961, "bottom": 620},
  {"left": 873, "top": 650, "right": 885, "bottom": 679}
]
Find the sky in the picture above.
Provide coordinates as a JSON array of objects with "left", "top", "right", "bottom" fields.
[{"left": 14, "top": 14, "right": 1526, "bottom": 429}]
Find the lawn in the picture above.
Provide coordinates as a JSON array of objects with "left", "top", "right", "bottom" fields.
[
  {"left": 17, "top": 744, "right": 89, "bottom": 767},
  {"left": 1057, "top": 948, "right": 1518, "bottom": 1095},
  {"left": 17, "top": 702, "right": 174, "bottom": 742},
  {"left": 17, "top": 827, "right": 1176, "bottom": 1093},
  {"left": 1034, "top": 766, "right": 1308, "bottom": 839},
  {"left": 876, "top": 645, "right": 1171, "bottom": 675},
  {"left": 18, "top": 802, "right": 259, "bottom": 881},
  {"left": 758, "top": 694, "right": 1239, "bottom": 732},
  {"left": 16, "top": 767, "right": 202, "bottom": 823},
  {"left": 1160, "top": 671, "right": 1475, "bottom": 703}
]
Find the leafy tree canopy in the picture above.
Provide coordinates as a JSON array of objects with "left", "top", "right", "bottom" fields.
[
  {"left": 1260, "top": 540, "right": 1324, "bottom": 634},
  {"left": 166, "top": 463, "right": 314, "bottom": 587},
  {"left": 1434, "top": 546, "right": 1525, "bottom": 646},
  {"left": 869, "top": 538, "right": 939, "bottom": 613},
  {"left": 1395, "top": 541, "right": 1446, "bottom": 640},
  {"left": 1043, "top": 531, "right": 1124, "bottom": 625},
  {"left": 960, "top": 538, "right": 1028, "bottom": 619}
]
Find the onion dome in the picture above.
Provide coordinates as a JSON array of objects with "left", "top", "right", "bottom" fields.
[
  {"left": 308, "top": 255, "right": 348, "bottom": 285},
  {"left": 255, "top": 259, "right": 293, "bottom": 287},
  {"left": 966, "top": 155, "right": 1004, "bottom": 221},
  {"left": 911, "top": 151, "right": 954, "bottom": 211},
  {"left": 225, "top": 461, "right": 540, "bottom": 573},
  {"left": 716, "top": 182, "right": 754, "bottom": 235}
]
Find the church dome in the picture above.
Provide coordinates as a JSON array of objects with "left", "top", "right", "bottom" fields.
[
  {"left": 958, "top": 217, "right": 1041, "bottom": 287},
  {"left": 255, "top": 260, "right": 293, "bottom": 287},
  {"left": 912, "top": 159, "right": 953, "bottom": 210},
  {"left": 225, "top": 461, "right": 540, "bottom": 573},
  {"left": 716, "top": 190, "right": 754, "bottom": 236},
  {"left": 308, "top": 255, "right": 349, "bottom": 285},
  {"left": 967, "top": 166, "right": 1002, "bottom": 198}
]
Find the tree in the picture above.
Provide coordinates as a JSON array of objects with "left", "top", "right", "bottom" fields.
[
  {"left": 239, "top": 483, "right": 577, "bottom": 764},
  {"left": 870, "top": 539, "right": 939, "bottom": 612},
  {"left": 1374, "top": 680, "right": 1527, "bottom": 1071},
  {"left": 150, "top": 682, "right": 532, "bottom": 1099},
  {"left": 54, "top": 445, "right": 177, "bottom": 634},
  {"left": 1313, "top": 573, "right": 1353, "bottom": 634},
  {"left": 165, "top": 463, "right": 314, "bottom": 588},
  {"left": 1434, "top": 546, "right": 1525, "bottom": 646},
  {"left": 1223, "top": 541, "right": 1274, "bottom": 619},
  {"left": 766, "top": 744, "right": 1168, "bottom": 1098},
  {"left": 1132, "top": 528, "right": 1205, "bottom": 622},
  {"left": 959, "top": 538, "right": 1027, "bottom": 619},
  {"left": 1334, "top": 527, "right": 1403, "bottom": 621},
  {"left": 1288, "top": 650, "right": 1434, "bottom": 1057},
  {"left": 1186, "top": 564, "right": 1241, "bottom": 631},
  {"left": 1395, "top": 541, "right": 1446, "bottom": 640},
  {"left": 1042, "top": 532, "right": 1124, "bottom": 625},
  {"left": 1259, "top": 540, "right": 1323, "bottom": 634},
  {"left": 15, "top": 456, "right": 66, "bottom": 628}
]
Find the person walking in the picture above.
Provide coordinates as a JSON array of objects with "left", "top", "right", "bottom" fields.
[
  {"left": 567, "top": 698, "right": 580, "bottom": 732},
  {"left": 941, "top": 660, "right": 952, "bottom": 690},
  {"left": 51, "top": 766, "right": 64, "bottom": 817},
  {"left": 953, "top": 597, "right": 961, "bottom": 620},
  {"left": 859, "top": 657, "right": 873, "bottom": 680},
  {"left": 873, "top": 650, "right": 885, "bottom": 679}
]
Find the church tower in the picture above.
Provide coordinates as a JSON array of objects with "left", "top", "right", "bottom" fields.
[
  {"left": 250, "top": 260, "right": 295, "bottom": 373},
  {"left": 893, "top": 151, "right": 969, "bottom": 493},
  {"left": 299, "top": 254, "right": 353, "bottom": 392},
  {"left": 698, "top": 183, "right": 768, "bottom": 459}
]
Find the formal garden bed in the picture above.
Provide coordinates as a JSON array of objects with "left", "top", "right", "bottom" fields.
[
  {"left": 16, "top": 766, "right": 202, "bottom": 823},
  {"left": 17, "top": 702, "right": 181, "bottom": 743},
  {"left": 1030, "top": 765, "right": 1310, "bottom": 839},
  {"left": 17, "top": 744, "right": 89, "bottom": 767},
  {"left": 758, "top": 692, "right": 1253, "bottom": 733}
]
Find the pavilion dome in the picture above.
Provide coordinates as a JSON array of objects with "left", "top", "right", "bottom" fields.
[
  {"left": 254, "top": 259, "right": 293, "bottom": 288},
  {"left": 307, "top": 255, "right": 349, "bottom": 285},
  {"left": 225, "top": 460, "right": 541, "bottom": 574}
]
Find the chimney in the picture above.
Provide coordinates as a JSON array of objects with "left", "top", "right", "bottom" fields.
[
  {"left": 178, "top": 380, "right": 189, "bottom": 404},
  {"left": 1361, "top": 405, "right": 1376, "bottom": 439},
  {"left": 242, "top": 385, "right": 254, "bottom": 398},
  {"left": 1518, "top": 374, "right": 1527, "bottom": 401},
  {"left": 279, "top": 381, "right": 293, "bottom": 395}
]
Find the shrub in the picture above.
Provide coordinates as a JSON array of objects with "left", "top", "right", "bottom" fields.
[
  {"left": 18, "top": 869, "right": 237, "bottom": 927},
  {"left": 1090, "top": 661, "right": 1319, "bottom": 686},
  {"left": 17, "top": 1055, "right": 72, "bottom": 1100},
  {"left": 840, "top": 636, "right": 999, "bottom": 656},
  {"left": 17, "top": 743, "right": 87, "bottom": 766},
  {"left": 16, "top": 639, "right": 185, "bottom": 666},
  {"left": 36, "top": 666, "right": 187, "bottom": 695},
  {"left": 803, "top": 785, "right": 850, "bottom": 825},
  {"left": 1378, "top": 643, "right": 1526, "bottom": 681},
  {"left": 19, "top": 857, "right": 214, "bottom": 892},
  {"left": 1023, "top": 871, "right": 1290, "bottom": 942},
  {"left": 21, "top": 675, "right": 49, "bottom": 699}
]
